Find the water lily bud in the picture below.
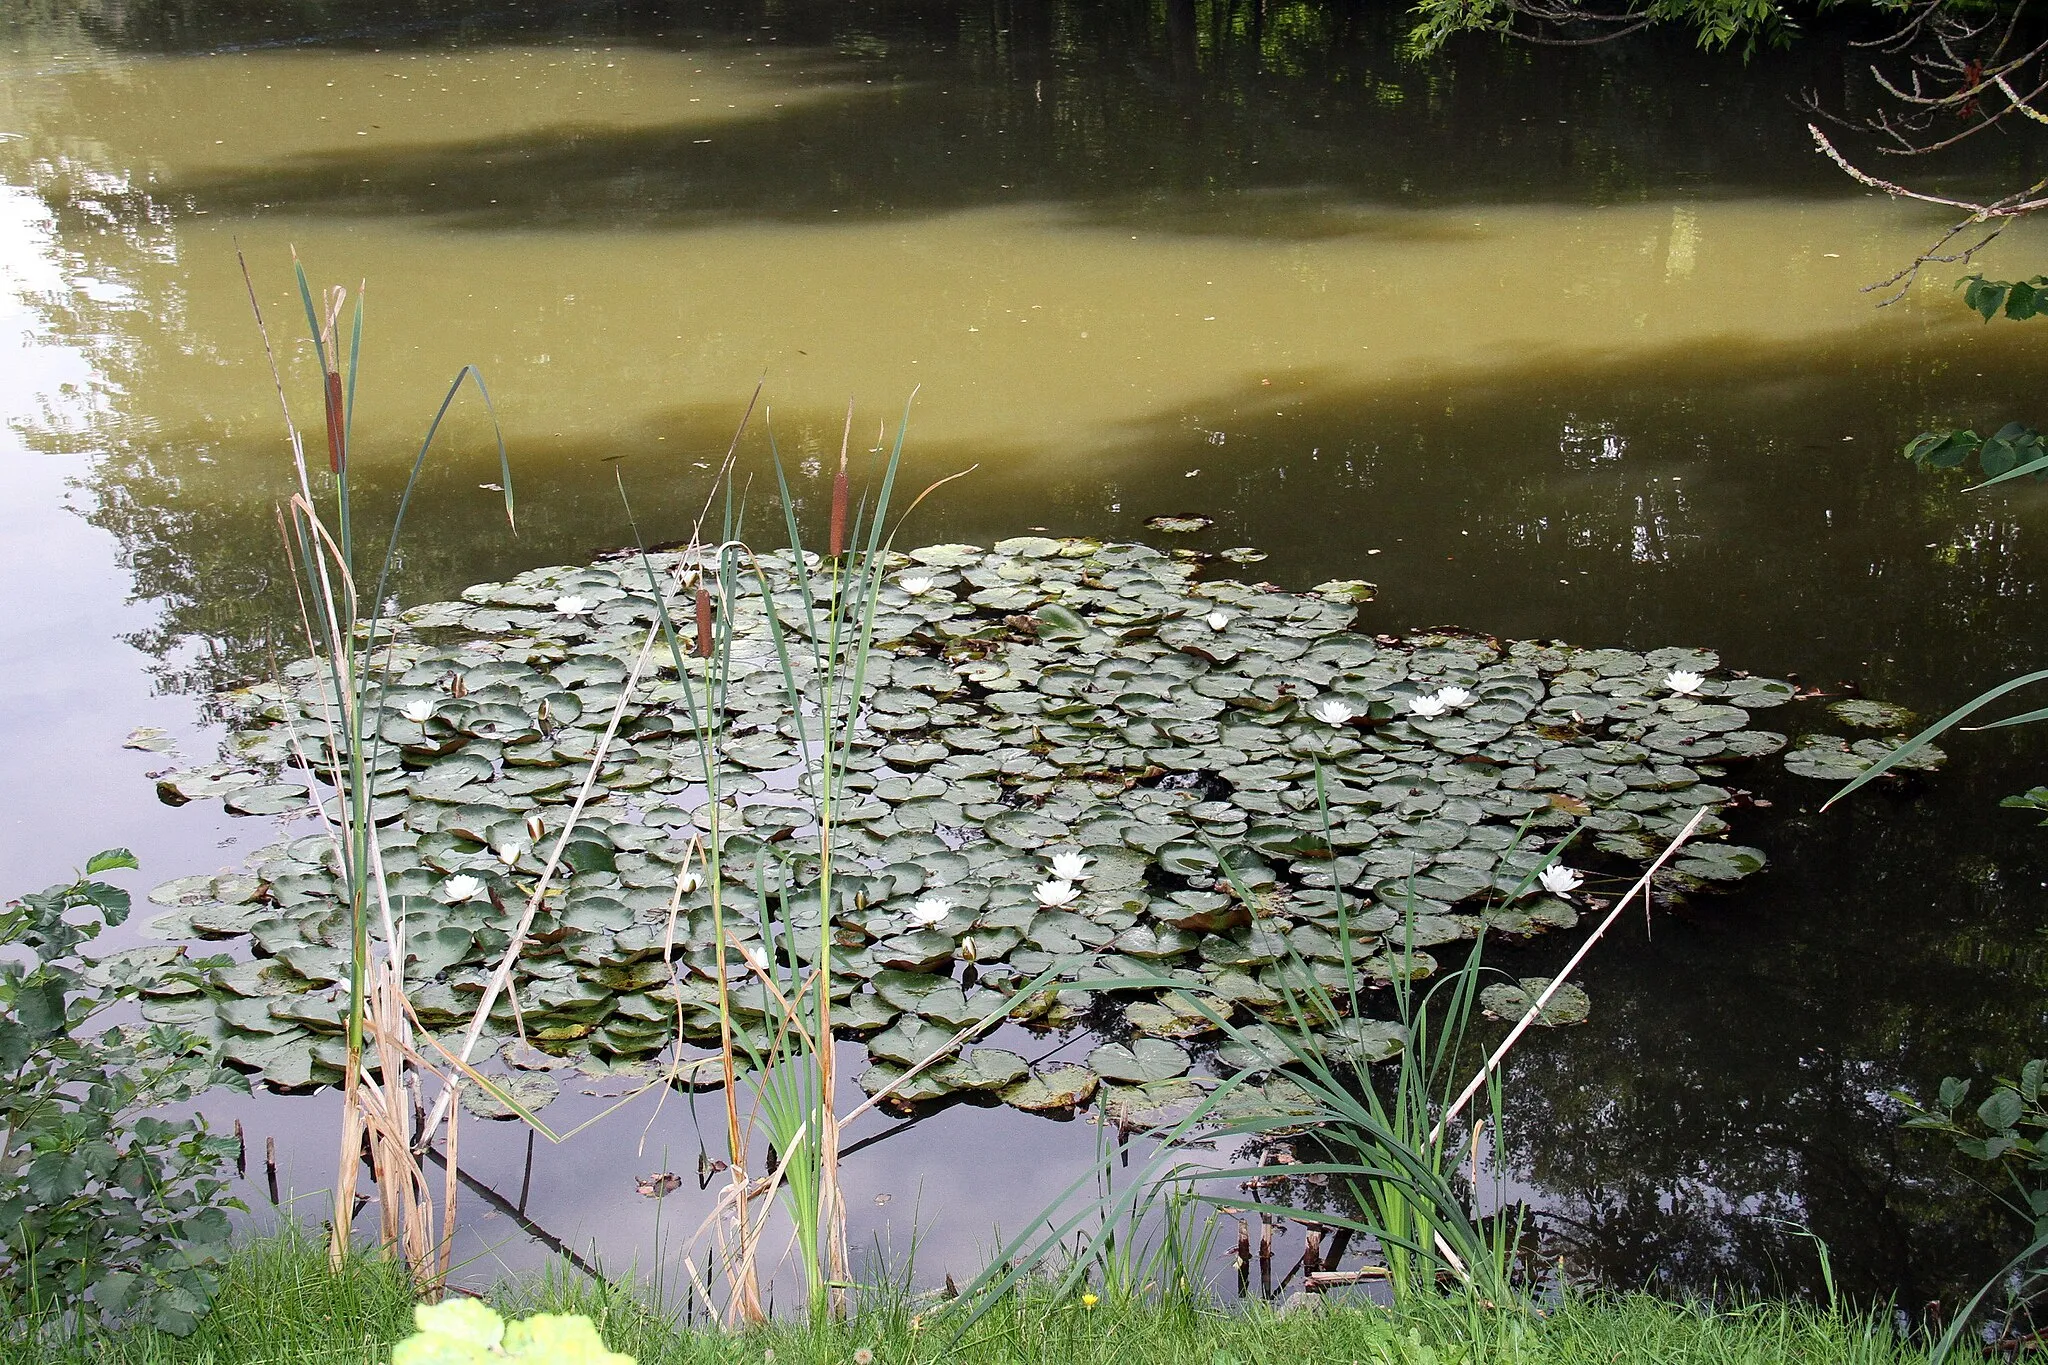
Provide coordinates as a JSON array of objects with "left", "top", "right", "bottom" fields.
[{"left": 525, "top": 814, "right": 545, "bottom": 844}]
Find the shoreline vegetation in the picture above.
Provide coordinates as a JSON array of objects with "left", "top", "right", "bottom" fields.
[{"left": 0, "top": 1224, "right": 1979, "bottom": 1365}]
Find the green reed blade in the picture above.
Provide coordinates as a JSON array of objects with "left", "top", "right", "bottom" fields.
[{"left": 1825, "top": 667, "right": 2048, "bottom": 809}]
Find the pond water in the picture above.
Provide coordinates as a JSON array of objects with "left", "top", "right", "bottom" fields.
[{"left": 6, "top": 0, "right": 2048, "bottom": 1311}]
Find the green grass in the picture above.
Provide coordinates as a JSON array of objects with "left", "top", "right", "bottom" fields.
[{"left": 1, "top": 1227, "right": 1987, "bottom": 1365}]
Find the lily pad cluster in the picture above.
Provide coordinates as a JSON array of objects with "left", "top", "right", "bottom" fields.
[{"left": 140, "top": 537, "right": 1793, "bottom": 1115}]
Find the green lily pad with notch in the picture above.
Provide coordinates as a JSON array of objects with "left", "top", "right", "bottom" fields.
[
  {"left": 1100, "top": 1077, "right": 1207, "bottom": 1127},
  {"left": 837, "top": 993, "right": 897, "bottom": 1032},
  {"left": 224, "top": 784, "right": 312, "bottom": 817},
  {"left": 936, "top": 1048, "right": 1029, "bottom": 1092},
  {"left": 858, "top": 1060, "right": 954, "bottom": 1106},
  {"left": 1325, "top": 1018, "right": 1406, "bottom": 1064},
  {"left": 1111, "top": 924, "right": 1201, "bottom": 959},
  {"left": 1125, "top": 995, "right": 1223, "bottom": 1038},
  {"left": 1672, "top": 844, "right": 1767, "bottom": 882},
  {"left": 867, "top": 1017, "right": 959, "bottom": 1069},
  {"left": 460, "top": 1069, "right": 562, "bottom": 1120},
  {"left": 1479, "top": 977, "right": 1591, "bottom": 1027},
  {"left": 1214, "top": 1022, "right": 1306, "bottom": 1075},
  {"left": 1087, "top": 1037, "right": 1190, "bottom": 1083},
  {"left": 220, "top": 1032, "right": 318, "bottom": 1091},
  {"left": 872, "top": 931, "right": 958, "bottom": 972},
  {"left": 1828, "top": 699, "right": 1917, "bottom": 730},
  {"left": 1144, "top": 515, "right": 1213, "bottom": 534},
  {"left": 1001, "top": 1065, "right": 1100, "bottom": 1113}
]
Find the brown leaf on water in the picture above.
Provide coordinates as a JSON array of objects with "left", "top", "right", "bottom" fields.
[
  {"left": 636, "top": 1172, "right": 682, "bottom": 1199},
  {"left": 1547, "top": 793, "right": 1591, "bottom": 817}
]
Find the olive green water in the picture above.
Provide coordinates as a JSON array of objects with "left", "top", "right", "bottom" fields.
[{"left": 6, "top": 0, "right": 2048, "bottom": 1309}]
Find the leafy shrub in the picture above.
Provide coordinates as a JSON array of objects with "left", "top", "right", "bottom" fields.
[
  {"left": 390, "top": 1300, "right": 634, "bottom": 1364},
  {"left": 1897, "top": 1060, "right": 2048, "bottom": 1356},
  {"left": 0, "top": 851, "right": 246, "bottom": 1338}
]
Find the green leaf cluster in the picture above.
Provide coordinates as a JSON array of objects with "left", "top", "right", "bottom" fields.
[
  {"left": 1407, "top": 0, "right": 1803, "bottom": 59},
  {"left": 1903, "top": 422, "right": 2048, "bottom": 483},
  {"left": 1896, "top": 1061, "right": 2048, "bottom": 1359},
  {"left": 390, "top": 1301, "right": 634, "bottom": 1365},
  {"left": 0, "top": 853, "right": 246, "bottom": 1340},
  {"left": 1900, "top": 1062, "right": 2048, "bottom": 1224},
  {"left": 1959, "top": 274, "right": 2048, "bottom": 322}
]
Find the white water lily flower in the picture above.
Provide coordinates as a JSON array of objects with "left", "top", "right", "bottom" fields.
[
  {"left": 1408, "top": 693, "right": 1449, "bottom": 718},
  {"left": 493, "top": 841, "right": 524, "bottom": 867},
  {"left": 1033, "top": 878, "right": 1081, "bottom": 909},
  {"left": 900, "top": 574, "right": 935, "bottom": 596},
  {"left": 400, "top": 699, "right": 435, "bottom": 724},
  {"left": 1436, "top": 686, "right": 1474, "bottom": 709},
  {"left": 1309, "top": 698, "right": 1355, "bottom": 727},
  {"left": 553, "top": 594, "right": 592, "bottom": 617},
  {"left": 1538, "top": 864, "right": 1584, "bottom": 900},
  {"left": 444, "top": 874, "right": 488, "bottom": 903},
  {"left": 1049, "top": 851, "right": 1093, "bottom": 882},
  {"left": 1204, "top": 610, "right": 1231, "bottom": 632},
  {"left": 676, "top": 869, "right": 703, "bottom": 895},
  {"left": 906, "top": 896, "right": 952, "bottom": 927},
  {"left": 1664, "top": 669, "right": 1705, "bottom": 696}
]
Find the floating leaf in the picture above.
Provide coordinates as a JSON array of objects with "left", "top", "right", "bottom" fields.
[
  {"left": 1479, "top": 977, "right": 1591, "bottom": 1027},
  {"left": 1002, "top": 1065, "right": 1100, "bottom": 1112},
  {"left": 1144, "top": 514, "right": 1213, "bottom": 534},
  {"left": 1087, "top": 1037, "right": 1191, "bottom": 1083},
  {"left": 1828, "top": 699, "right": 1918, "bottom": 731}
]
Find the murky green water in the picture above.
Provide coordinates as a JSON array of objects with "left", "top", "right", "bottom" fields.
[{"left": 6, "top": 0, "right": 2048, "bottom": 1308}]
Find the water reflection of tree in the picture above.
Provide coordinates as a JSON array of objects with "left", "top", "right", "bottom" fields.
[{"left": 28, "top": 0, "right": 1927, "bottom": 230}]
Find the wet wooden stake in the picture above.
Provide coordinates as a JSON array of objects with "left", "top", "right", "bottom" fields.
[
  {"left": 233, "top": 1119, "right": 246, "bottom": 1179},
  {"left": 265, "top": 1135, "right": 279, "bottom": 1205},
  {"left": 1303, "top": 1226, "right": 1322, "bottom": 1277}
]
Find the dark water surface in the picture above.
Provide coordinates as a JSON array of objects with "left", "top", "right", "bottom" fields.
[{"left": 5, "top": 0, "right": 2048, "bottom": 1310}]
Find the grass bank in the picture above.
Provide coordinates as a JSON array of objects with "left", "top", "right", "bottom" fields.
[{"left": 1, "top": 1228, "right": 1979, "bottom": 1365}]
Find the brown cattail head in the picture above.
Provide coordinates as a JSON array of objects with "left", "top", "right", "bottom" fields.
[
  {"left": 693, "top": 585, "right": 715, "bottom": 657},
  {"left": 318, "top": 285, "right": 347, "bottom": 475},
  {"left": 322, "top": 368, "right": 345, "bottom": 474},
  {"left": 828, "top": 461, "right": 849, "bottom": 560}
]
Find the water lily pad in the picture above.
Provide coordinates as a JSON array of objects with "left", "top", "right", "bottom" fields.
[
  {"left": 1828, "top": 699, "right": 1917, "bottom": 731},
  {"left": 1100, "top": 1077, "right": 1207, "bottom": 1127},
  {"left": 1002, "top": 1065, "right": 1100, "bottom": 1113},
  {"left": 1087, "top": 1037, "right": 1190, "bottom": 1083},
  {"left": 1144, "top": 515, "right": 1213, "bottom": 534},
  {"left": 867, "top": 1017, "right": 959, "bottom": 1069},
  {"left": 1308, "top": 580, "right": 1377, "bottom": 605},
  {"left": 937, "top": 1048, "right": 1029, "bottom": 1091},
  {"left": 460, "top": 1069, "right": 562, "bottom": 1120},
  {"left": 1479, "top": 977, "right": 1591, "bottom": 1027}
]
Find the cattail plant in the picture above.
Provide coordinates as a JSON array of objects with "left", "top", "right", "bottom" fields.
[{"left": 243, "top": 251, "right": 515, "bottom": 1285}]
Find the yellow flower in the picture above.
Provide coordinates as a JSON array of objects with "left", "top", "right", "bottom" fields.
[{"left": 1081, "top": 1293, "right": 1099, "bottom": 1308}]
